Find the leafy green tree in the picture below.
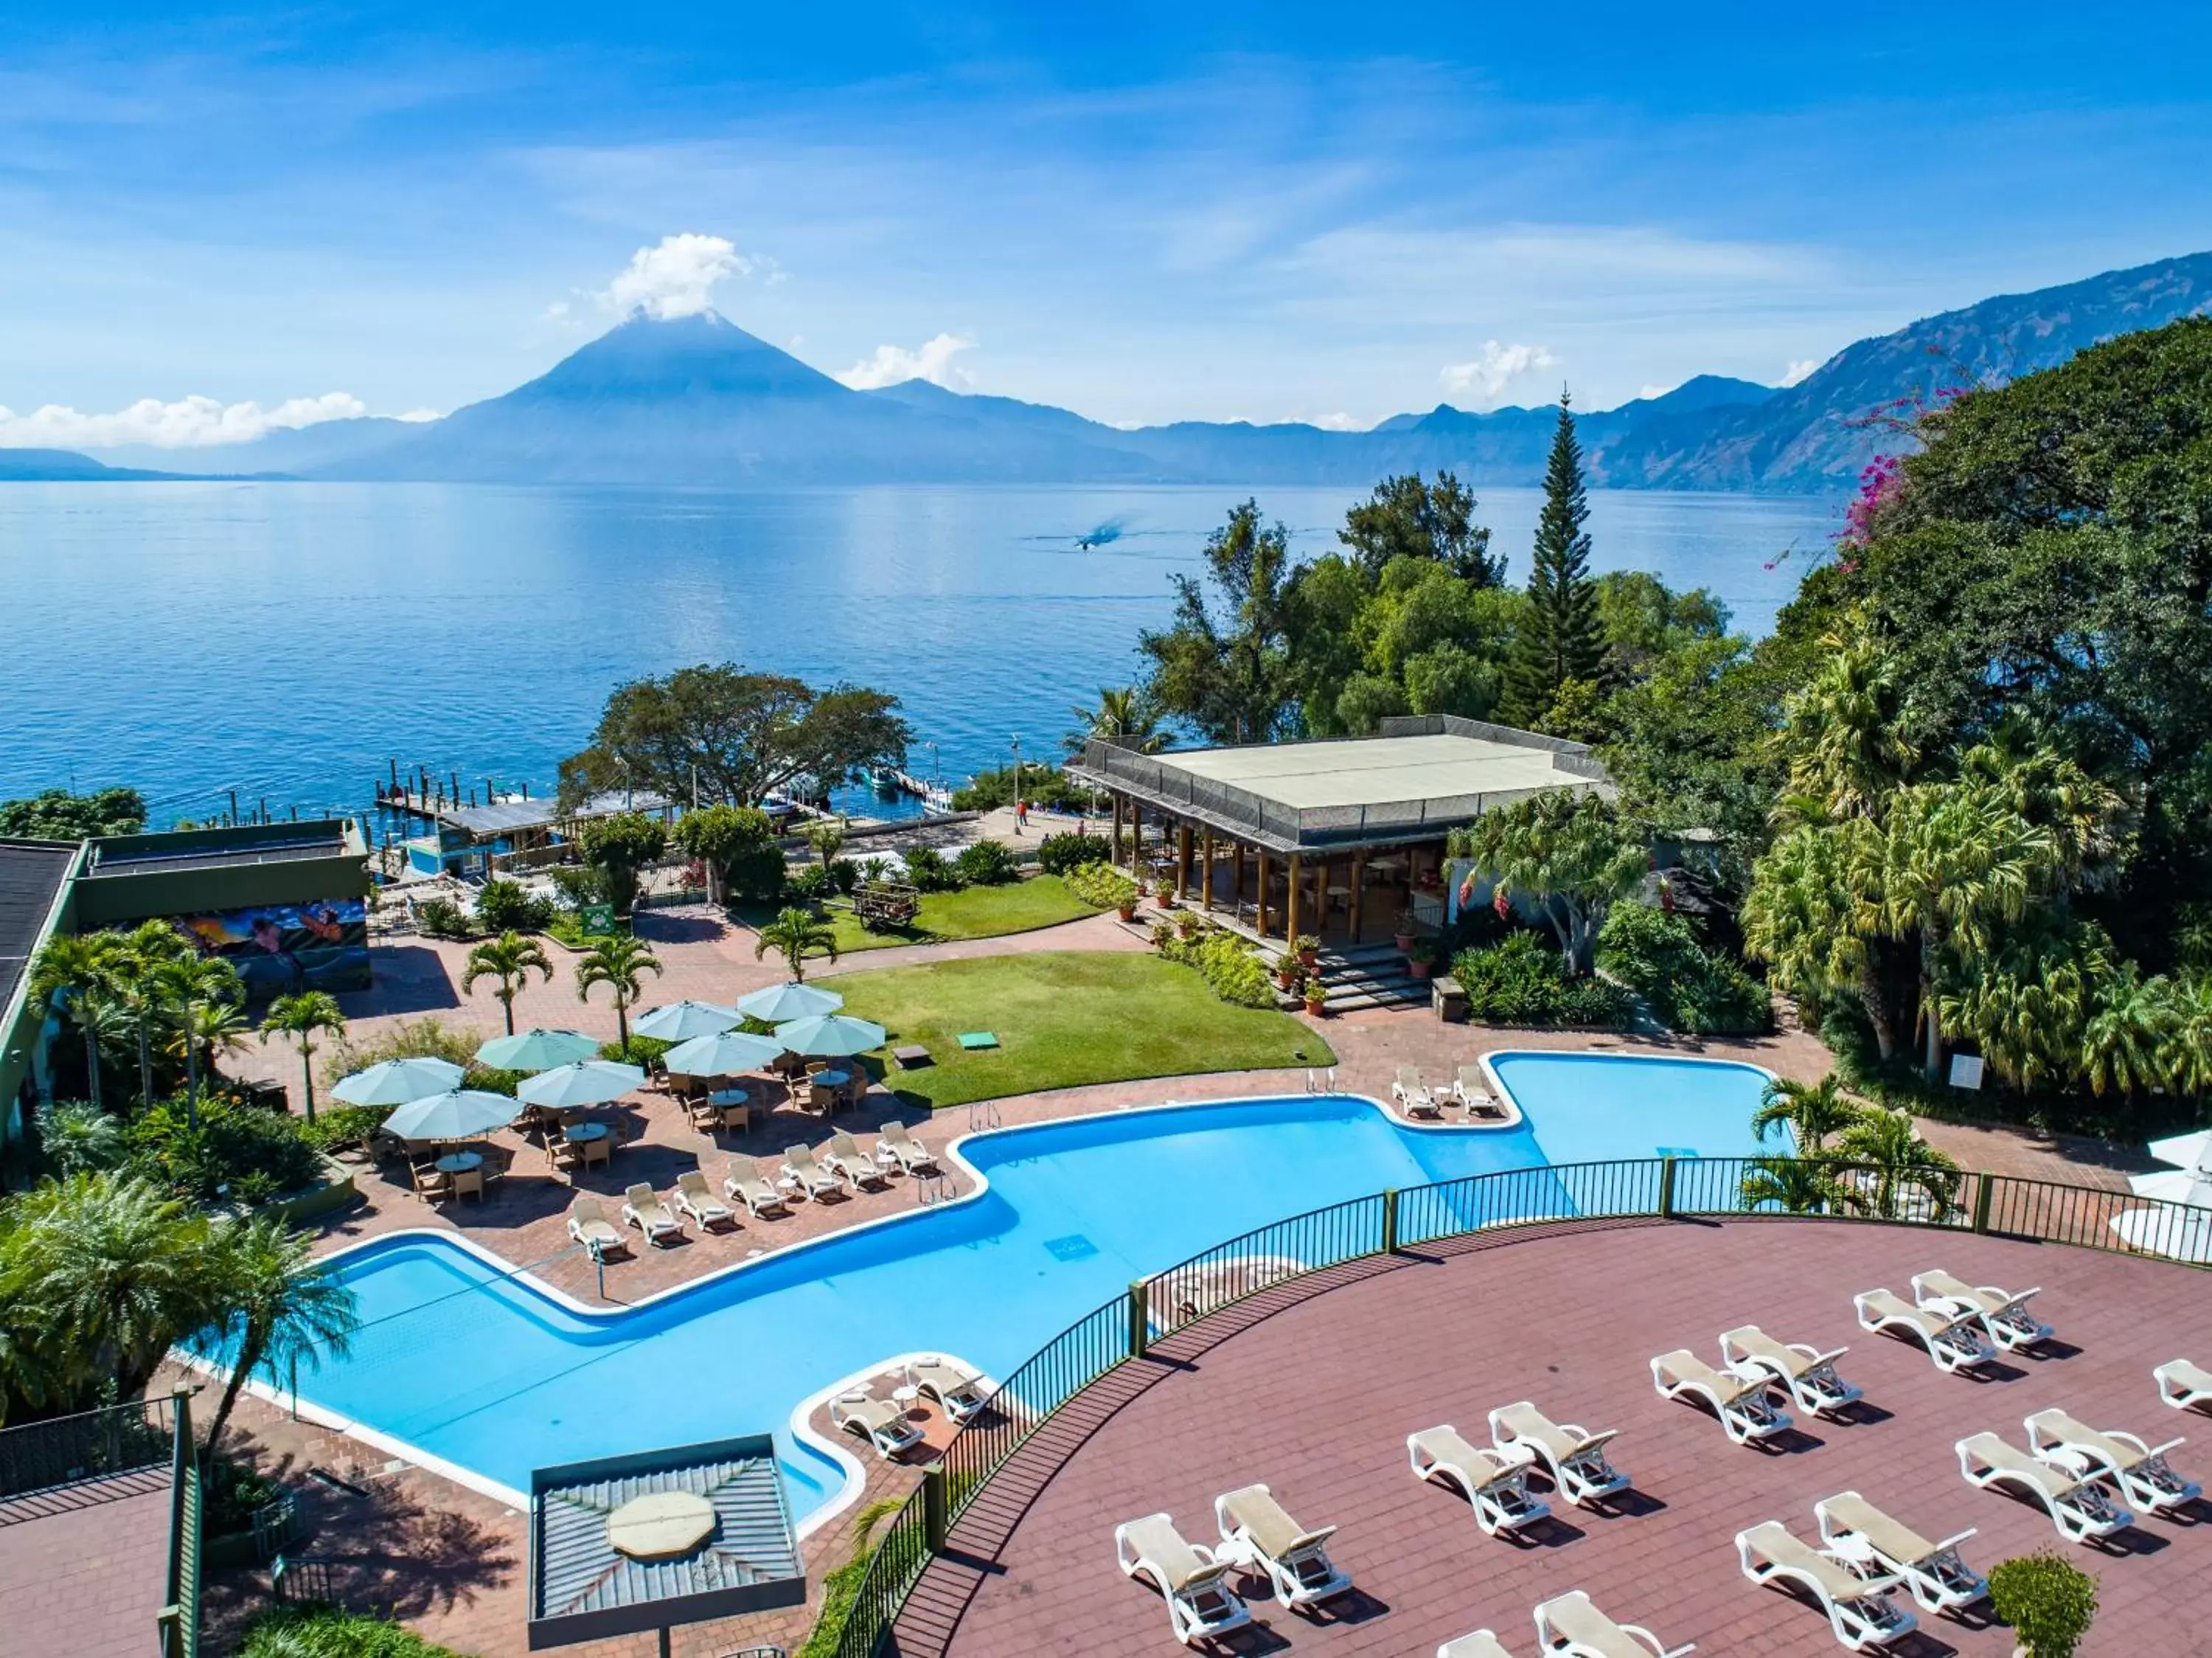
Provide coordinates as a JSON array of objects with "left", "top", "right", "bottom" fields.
[
  {"left": 1066, "top": 686, "right": 1165, "bottom": 754},
  {"left": 461, "top": 932, "right": 554, "bottom": 1035},
  {"left": 753, "top": 906, "right": 839, "bottom": 982},
  {"left": 1831, "top": 1106, "right": 1963, "bottom": 1221},
  {"left": 1503, "top": 398, "right": 1606, "bottom": 728},
  {"left": 1775, "top": 633, "right": 1919, "bottom": 823},
  {"left": 38, "top": 1101, "right": 129, "bottom": 1179},
  {"left": 672, "top": 803, "right": 785, "bottom": 906},
  {"left": 30, "top": 933, "right": 124, "bottom": 1109},
  {"left": 152, "top": 956, "right": 245, "bottom": 1127},
  {"left": 1739, "top": 1155, "right": 1843, "bottom": 1215},
  {"left": 575, "top": 933, "right": 663, "bottom": 1052},
  {"left": 1338, "top": 471, "right": 1501, "bottom": 585},
  {"left": 1742, "top": 817, "right": 1901, "bottom": 1058},
  {"left": 0, "top": 786, "right": 147, "bottom": 839},
  {"left": 260, "top": 991, "right": 347, "bottom": 1124},
  {"left": 579, "top": 811, "right": 667, "bottom": 915},
  {"left": 204, "top": 1213, "right": 358, "bottom": 1447},
  {"left": 1751, "top": 1072, "right": 1863, "bottom": 1153},
  {"left": 1448, "top": 789, "right": 1646, "bottom": 975},
  {"left": 1593, "top": 570, "right": 1731, "bottom": 679},
  {"left": 1988, "top": 1551, "right": 2098, "bottom": 1658},
  {"left": 1139, "top": 499, "right": 1299, "bottom": 743}
]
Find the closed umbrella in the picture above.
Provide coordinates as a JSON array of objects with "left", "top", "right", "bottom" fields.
[
  {"left": 664, "top": 1030, "right": 786, "bottom": 1077},
  {"left": 330, "top": 1057, "right": 465, "bottom": 1106},
  {"left": 516, "top": 1060, "right": 646, "bottom": 1110},
  {"left": 633, "top": 1001, "right": 742, "bottom": 1042},
  {"left": 476, "top": 1028, "right": 600, "bottom": 1072},
  {"left": 736, "top": 982, "right": 843, "bottom": 1024},
  {"left": 775, "top": 1013, "right": 887, "bottom": 1057},
  {"left": 383, "top": 1088, "right": 521, "bottom": 1143}
]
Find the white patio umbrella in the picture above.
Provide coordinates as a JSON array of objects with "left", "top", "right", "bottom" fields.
[
  {"left": 2146, "top": 1128, "right": 2212, "bottom": 1176},
  {"left": 515, "top": 1060, "right": 647, "bottom": 1110},
  {"left": 774, "top": 1013, "right": 887, "bottom": 1058},
  {"left": 382, "top": 1088, "right": 521, "bottom": 1143},
  {"left": 735, "top": 981, "right": 843, "bottom": 1024},
  {"left": 633, "top": 1000, "right": 743, "bottom": 1042},
  {"left": 2126, "top": 1168, "right": 2212, "bottom": 1206},
  {"left": 330, "top": 1057, "right": 465, "bottom": 1106},
  {"left": 664, "top": 1029, "right": 787, "bottom": 1076},
  {"left": 2109, "top": 1201, "right": 2212, "bottom": 1264}
]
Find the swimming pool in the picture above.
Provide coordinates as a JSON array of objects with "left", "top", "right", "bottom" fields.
[{"left": 248, "top": 1053, "right": 1778, "bottom": 1527}]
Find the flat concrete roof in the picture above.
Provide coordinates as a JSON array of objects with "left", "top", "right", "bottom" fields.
[{"left": 1163, "top": 731, "right": 1575, "bottom": 812}]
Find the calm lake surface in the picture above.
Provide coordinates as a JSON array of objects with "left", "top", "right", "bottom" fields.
[{"left": 0, "top": 482, "right": 1838, "bottom": 822}]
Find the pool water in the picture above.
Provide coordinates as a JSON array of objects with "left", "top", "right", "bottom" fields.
[{"left": 274, "top": 1056, "right": 1777, "bottom": 1522}]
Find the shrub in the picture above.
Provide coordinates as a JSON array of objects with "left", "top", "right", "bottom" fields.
[
  {"left": 204, "top": 1452, "right": 285, "bottom": 1536},
  {"left": 319, "top": 1016, "right": 518, "bottom": 1097},
  {"left": 237, "top": 1603, "right": 465, "bottom": 1658},
  {"left": 414, "top": 898, "right": 470, "bottom": 939},
  {"left": 599, "top": 1035, "right": 672, "bottom": 1069},
  {"left": 901, "top": 845, "right": 964, "bottom": 893},
  {"left": 950, "top": 764, "right": 1090, "bottom": 814},
  {"left": 1596, "top": 901, "right": 1772, "bottom": 1035},
  {"left": 827, "top": 857, "right": 862, "bottom": 897},
  {"left": 124, "top": 1097, "right": 323, "bottom": 1204},
  {"left": 1037, "top": 831, "right": 1111, "bottom": 875},
  {"left": 1450, "top": 932, "right": 1635, "bottom": 1029},
  {"left": 299, "top": 1104, "right": 390, "bottom": 1154},
  {"left": 475, "top": 878, "right": 553, "bottom": 934},
  {"left": 1157, "top": 923, "right": 1278, "bottom": 1009},
  {"left": 785, "top": 862, "right": 832, "bottom": 901},
  {"left": 955, "top": 840, "right": 1020, "bottom": 886},
  {"left": 546, "top": 864, "right": 608, "bottom": 908},
  {"left": 1065, "top": 861, "right": 1139, "bottom": 910},
  {"left": 673, "top": 803, "right": 786, "bottom": 906},
  {"left": 39, "top": 1100, "right": 130, "bottom": 1179},
  {"left": 1989, "top": 1551, "right": 2098, "bottom": 1658}
]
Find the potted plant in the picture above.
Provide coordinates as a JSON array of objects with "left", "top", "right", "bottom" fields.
[
  {"left": 1148, "top": 920, "right": 1176, "bottom": 951},
  {"left": 1392, "top": 909, "right": 1418, "bottom": 954},
  {"left": 1405, "top": 936, "right": 1438, "bottom": 980},
  {"left": 1275, "top": 958, "right": 1299, "bottom": 991},
  {"left": 1154, "top": 878, "right": 1177, "bottom": 910},
  {"left": 1175, "top": 910, "right": 1204, "bottom": 941},
  {"left": 1293, "top": 933, "right": 1321, "bottom": 968},
  {"left": 1301, "top": 977, "right": 1329, "bottom": 1017}
]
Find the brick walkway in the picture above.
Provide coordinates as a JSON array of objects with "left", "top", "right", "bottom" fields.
[
  {"left": 892, "top": 1217, "right": 2209, "bottom": 1658},
  {"left": 0, "top": 1471, "right": 173, "bottom": 1658}
]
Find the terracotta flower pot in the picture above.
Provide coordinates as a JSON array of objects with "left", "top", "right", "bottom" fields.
[
  {"left": 1393, "top": 932, "right": 1415, "bottom": 954},
  {"left": 1116, "top": 901, "right": 1137, "bottom": 922},
  {"left": 1303, "top": 995, "right": 1328, "bottom": 1017},
  {"left": 1408, "top": 958, "right": 1435, "bottom": 980},
  {"left": 1297, "top": 948, "right": 1319, "bottom": 968}
]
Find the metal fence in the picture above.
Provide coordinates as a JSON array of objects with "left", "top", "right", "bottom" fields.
[
  {"left": 158, "top": 1387, "right": 202, "bottom": 1658},
  {"left": 0, "top": 1390, "right": 189, "bottom": 1501},
  {"left": 828, "top": 1153, "right": 2205, "bottom": 1658}
]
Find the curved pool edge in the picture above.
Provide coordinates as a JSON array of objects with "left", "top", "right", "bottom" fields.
[{"left": 1479, "top": 1044, "right": 1780, "bottom": 1111}]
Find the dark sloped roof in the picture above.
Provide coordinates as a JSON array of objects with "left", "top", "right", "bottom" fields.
[{"left": 0, "top": 840, "right": 77, "bottom": 1015}]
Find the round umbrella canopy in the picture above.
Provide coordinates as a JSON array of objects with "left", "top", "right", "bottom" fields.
[
  {"left": 330, "top": 1056, "right": 465, "bottom": 1107},
  {"left": 2127, "top": 1169, "right": 2212, "bottom": 1206},
  {"left": 476, "top": 1028, "right": 601, "bottom": 1072},
  {"left": 515, "top": 1060, "right": 647, "bottom": 1110},
  {"left": 382, "top": 1088, "right": 521, "bottom": 1143},
  {"left": 2147, "top": 1128, "right": 2212, "bottom": 1176},
  {"left": 2109, "top": 1202, "right": 2212, "bottom": 1264},
  {"left": 664, "top": 1030, "right": 786, "bottom": 1077},
  {"left": 774, "top": 1013, "right": 887, "bottom": 1058},
  {"left": 633, "top": 1000, "right": 742, "bottom": 1043},
  {"left": 736, "top": 981, "right": 843, "bottom": 1024}
]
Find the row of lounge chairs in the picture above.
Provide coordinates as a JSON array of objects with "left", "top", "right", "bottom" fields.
[
  {"left": 1393, "top": 1065, "right": 1506, "bottom": 1120},
  {"left": 1113, "top": 1483, "right": 1354, "bottom": 1647},
  {"left": 1955, "top": 1406, "right": 2202, "bottom": 1546},
  {"left": 830, "top": 1356, "right": 993, "bottom": 1457}
]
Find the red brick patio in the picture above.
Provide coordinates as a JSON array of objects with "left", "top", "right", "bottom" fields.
[
  {"left": 0, "top": 1470, "right": 173, "bottom": 1658},
  {"left": 890, "top": 1217, "right": 2211, "bottom": 1658}
]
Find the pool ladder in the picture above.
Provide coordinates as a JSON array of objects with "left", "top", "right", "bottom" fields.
[
  {"left": 915, "top": 1171, "right": 956, "bottom": 1207},
  {"left": 967, "top": 1099, "right": 1004, "bottom": 1133},
  {"left": 1304, "top": 1067, "right": 1337, "bottom": 1095}
]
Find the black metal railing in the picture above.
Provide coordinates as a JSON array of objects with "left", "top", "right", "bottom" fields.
[
  {"left": 157, "top": 1387, "right": 202, "bottom": 1658},
  {"left": 827, "top": 1154, "right": 2204, "bottom": 1658},
  {"left": 0, "top": 1390, "right": 186, "bottom": 1500}
]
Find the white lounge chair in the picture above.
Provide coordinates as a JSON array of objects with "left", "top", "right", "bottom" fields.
[
  {"left": 904, "top": 1354, "right": 991, "bottom": 1423},
  {"left": 1650, "top": 1350, "right": 1793, "bottom": 1445},
  {"left": 824, "top": 1130, "right": 889, "bottom": 1190},
  {"left": 1736, "top": 1519, "right": 1916, "bottom": 1651},
  {"left": 782, "top": 1142, "right": 841, "bottom": 1201},
  {"left": 1719, "top": 1326, "right": 1863, "bottom": 1419},
  {"left": 1910, "top": 1269, "right": 2051, "bottom": 1352},
  {"left": 2023, "top": 1406, "right": 2200, "bottom": 1513},
  {"left": 1854, "top": 1289, "right": 1997, "bottom": 1374},
  {"left": 1114, "top": 1512, "right": 1252, "bottom": 1646},
  {"left": 831, "top": 1392, "right": 923, "bottom": 1460},
  {"left": 1490, "top": 1402, "right": 1630, "bottom": 1508},
  {"left": 672, "top": 1169, "right": 736, "bottom": 1229},
  {"left": 723, "top": 1155, "right": 790, "bottom": 1218},
  {"left": 1394, "top": 1065, "right": 1441, "bottom": 1118},
  {"left": 1408, "top": 1425, "right": 1551, "bottom": 1536},
  {"left": 1814, "top": 1491, "right": 1986, "bottom": 1615},
  {"left": 1212, "top": 1482, "right": 1351, "bottom": 1609},
  {"left": 1440, "top": 1633, "right": 1517, "bottom": 1658},
  {"left": 621, "top": 1181, "right": 683, "bottom": 1246},
  {"left": 566, "top": 1196, "right": 624, "bottom": 1257},
  {"left": 1955, "top": 1431, "right": 2135, "bottom": 1544},
  {"left": 1533, "top": 1589, "right": 1694, "bottom": 1658},
  {"left": 2156, "top": 1357, "right": 2212, "bottom": 1414},
  {"left": 1450, "top": 1064, "right": 1501, "bottom": 1115},
  {"left": 875, "top": 1120, "right": 938, "bottom": 1173}
]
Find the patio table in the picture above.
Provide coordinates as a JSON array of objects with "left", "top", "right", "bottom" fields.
[
  {"left": 434, "top": 1151, "right": 484, "bottom": 1174},
  {"left": 563, "top": 1122, "right": 611, "bottom": 1145}
]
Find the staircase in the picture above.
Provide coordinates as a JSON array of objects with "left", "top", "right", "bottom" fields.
[{"left": 1262, "top": 939, "right": 1432, "bottom": 1013}]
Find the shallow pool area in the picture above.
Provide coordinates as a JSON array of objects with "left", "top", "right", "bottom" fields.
[{"left": 271, "top": 1055, "right": 1781, "bottom": 1525}]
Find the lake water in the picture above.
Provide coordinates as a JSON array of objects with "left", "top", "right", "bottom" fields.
[{"left": 0, "top": 482, "right": 1837, "bottom": 823}]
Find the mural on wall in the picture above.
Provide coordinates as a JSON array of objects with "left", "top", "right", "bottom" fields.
[{"left": 176, "top": 898, "right": 370, "bottom": 995}]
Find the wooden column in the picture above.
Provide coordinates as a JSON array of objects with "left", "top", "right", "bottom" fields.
[
  {"left": 1176, "top": 824, "right": 1192, "bottom": 900},
  {"left": 1256, "top": 849, "right": 1271, "bottom": 937},
  {"left": 1234, "top": 841, "right": 1246, "bottom": 920},
  {"left": 1349, "top": 848, "right": 1366, "bottom": 943},
  {"left": 1110, "top": 792, "right": 1123, "bottom": 862},
  {"left": 1200, "top": 828, "right": 1214, "bottom": 911},
  {"left": 1287, "top": 852, "right": 1304, "bottom": 946},
  {"left": 1129, "top": 799, "right": 1143, "bottom": 870}
]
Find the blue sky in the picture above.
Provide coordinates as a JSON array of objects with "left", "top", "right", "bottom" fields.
[{"left": 4, "top": 2, "right": 2210, "bottom": 445}]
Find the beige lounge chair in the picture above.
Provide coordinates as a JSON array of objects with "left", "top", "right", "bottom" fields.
[
  {"left": 1955, "top": 1431, "right": 2134, "bottom": 1544},
  {"left": 1440, "top": 1634, "right": 1517, "bottom": 1658},
  {"left": 1814, "top": 1491, "right": 1986, "bottom": 1615},
  {"left": 1450, "top": 1064, "right": 1502, "bottom": 1116},
  {"left": 1910, "top": 1269, "right": 2051, "bottom": 1351},
  {"left": 782, "top": 1142, "right": 841, "bottom": 1201},
  {"left": 672, "top": 1169, "right": 736, "bottom": 1229},
  {"left": 1211, "top": 1482, "right": 1351, "bottom": 1609},
  {"left": 723, "top": 1155, "right": 790, "bottom": 1218},
  {"left": 1719, "top": 1326, "right": 1863, "bottom": 1419},
  {"left": 1854, "top": 1289, "right": 1996, "bottom": 1374},
  {"left": 1735, "top": 1519, "right": 1916, "bottom": 1651},
  {"left": 1650, "top": 1350, "right": 1792, "bottom": 1445},
  {"left": 1533, "top": 1589, "right": 1694, "bottom": 1658},
  {"left": 2023, "top": 1406, "right": 2200, "bottom": 1513},
  {"left": 824, "top": 1130, "right": 889, "bottom": 1190},
  {"left": 2156, "top": 1357, "right": 2212, "bottom": 1414},
  {"left": 875, "top": 1120, "right": 938, "bottom": 1173},
  {"left": 1490, "top": 1402, "right": 1630, "bottom": 1508},
  {"left": 1394, "top": 1065, "right": 1441, "bottom": 1118},
  {"left": 1113, "top": 1512, "right": 1251, "bottom": 1646},
  {"left": 566, "top": 1196, "right": 624, "bottom": 1257},
  {"left": 1407, "top": 1425, "right": 1550, "bottom": 1536},
  {"left": 904, "top": 1355, "right": 990, "bottom": 1423},
  {"left": 830, "top": 1392, "right": 922, "bottom": 1460},
  {"left": 621, "top": 1182, "right": 682, "bottom": 1246}
]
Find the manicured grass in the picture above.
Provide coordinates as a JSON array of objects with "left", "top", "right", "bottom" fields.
[
  {"left": 748, "top": 875, "right": 1102, "bottom": 955},
  {"left": 832, "top": 950, "right": 1332, "bottom": 1110}
]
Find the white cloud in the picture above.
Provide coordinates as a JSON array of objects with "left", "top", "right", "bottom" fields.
[
  {"left": 1439, "top": 341, "right": 1559, "bottom": 406},
  {"left": 836, "top": 333, "right": 978, "bottom": 390},
  {"left": 0, "top": 391, "right": 372, "bottom": 450},
  {"left": 1783, "top": 358, "right": 1822, "bottom": 386},
  {"left": 597, "top": 232, "right": 754, "bottom": 320}
]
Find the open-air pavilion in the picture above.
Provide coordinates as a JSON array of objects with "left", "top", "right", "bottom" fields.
[{"left": 1067, "top": 714, "right": 1611, "bottom": 947}]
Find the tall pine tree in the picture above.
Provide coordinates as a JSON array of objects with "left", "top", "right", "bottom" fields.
[{"left": 1504, "top": 393, "right": 1607, "bottom": 729}]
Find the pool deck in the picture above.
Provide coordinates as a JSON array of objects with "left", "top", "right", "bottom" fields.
[{"left": 0, "top": 1468, "right": 174, "bottom": 1658}]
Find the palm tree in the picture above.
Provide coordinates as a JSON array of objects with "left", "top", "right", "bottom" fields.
[
  {"left": 754, "top": 907, "right": 839, "bottom": 982},
  {"left": 38, "top": 1100, "right": 129, "bottom": 1179},
  {"left": 462, "top": 931, "right": 554, "bottom": 1035},
  {"left": 260, "top": 992, "right": 348, "bottom": 1123},
  {"left": 575, "top": 934, "right": 663, "bottom": 1053},
  {"left": 114, "top": 921, "right": 198, "bottom": 1106},
  {"left": 1739, "top": 1156, "right": 1843, "bottom": 1215},
  {"left": 1067, "top": 686, "right": 1164, "bottom": 755},
  {"left": 1750, "top": 1073, "right": 1863, "bottom": 1154},
  {"left": 1830, "top": 1106, "right": 1964, "bottom": 1223},
  {"left": 2079, "top": 964, "right": 2179, "bottom": 1098},
  {"left": 1776, "top": 634, "right": 1917, "bottom": 821},
  {"left": 203, "top": 1214, "right": 359, "bottom": 1447},
  {"left": 29, "top": 933, "right": 122, "bottom": 1110},
  {"left": 152, "top": 957, "right": 246, "bottom": 1127}
]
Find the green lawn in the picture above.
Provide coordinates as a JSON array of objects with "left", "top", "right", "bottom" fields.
[
  {"left": 745, "top": 875, "right": 1102, "bottom": 955},
  {"left": 832, "top": 950, "right": 1333, "bottom": 1110}
]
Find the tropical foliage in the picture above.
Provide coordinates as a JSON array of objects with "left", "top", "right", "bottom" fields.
[
  {"left": 260, "top": 992, "right": 348, "bottom": 1123},
  {"left": 1066, "top": 685, "right": 1165, "bottom": 754},
  {"left": 1150, "top": 921, "right": 1277, "bottom": 1009},
  {"left": 1596, "top": 901, "right": 1771, "bottom": 1035},
  {"left": 1736, "top": 1074, "right": 1964, "bottom": 1221},
  {"left": 754, "top": 906, "right": 839, "bottom": 981},
  {"left": 237, "top": 1603, "right": 465, "bottom": 1658},
  {"left": 1447, "top": 790, "right": 1646, "bottom": 975},
  {"left": 459, "top": 931, "right": 554, "bottom": 1035},
  {"left": 0, "top": 785, "right": 147, "bottom": 839},
  {"left": 574, "top": 932, "right": 663, "bottom": 1052},
  {"left": 1447, "top": 932, "right": 1635, "bottom": 1029}
]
